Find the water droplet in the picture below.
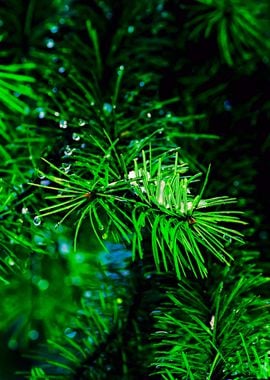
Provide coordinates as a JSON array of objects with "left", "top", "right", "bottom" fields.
[
  {"left": 139, "top": 81, "right": 145, "bottom": 87},
  {"left": 78, "top": 119, "right": 86, "bottom": 126},
  {"left": 102, "top": 233, "right": 108, "bottom": 240},
  {"left": 37, "top": 279, "right": 49, "bottom": 291},
  {"left": 8, "top": 339, "right": 18, "bottom": 350},
  {"left": 103, "top": 102, "right": 113, "bottom": 114},
  {"left": 21, "top": 207, "right": 29, "bottom": 215},
  {"left": 83, "top": 290, "right": 92, "bottom": 298},
  {"left": 64, "top": 145, "right": 74, "bottom": 156},
  {"left": 38, "top": 172, "right": 45, "bottom": 179},
  {"left": 50, "top": 25, "right": 59, "bottom": 33},
  {"left": 28, "top": 330, "right": 39, "bottom": 340},
  {"left": 64, "top": 328, "right": 77, "bottom": 339},
  {"left": 72, "top": 132, "right": 80, "bottom": 141},
  {"left": 46, "top": 38, "right": 55, "bottom": 49},
  {"left": 54, "top": 111, "right": 60, "bottom": 117},
  {"left": 75, "top": 253, "right": 84, "bottom": 263},
  {"left": 5, "top": 257, "right": 15, "bottom": 266},
  {"left": 127, "top": 25, "right": 135, "bottom": 33},
  {"left": 36, "top": 107, "right": 46, "bottom": 119},
  {"left": 59, "top": 241, "right": 70, "bottom": 255},
  {"left": 55, "top": 222, "right": 60, "bottom": 230},
  {"left": 33, "top": 216, "right": 41, "bottom": 226},
  {"left": 40, "top": 179, "right": 51, "bottom": 186},
  {"left": 59, "top": 119, "right": 68, "bottom": 129},
  {"left": 209, "top": 315, "right": 215, "bottom": 330},
  {"left": 58, "top": 66, "right": 65, "bottom": 74},
  {"left": 98, "top": 224, "right": 104, "bottom": 231},
  {"left": 224, "top": 100, "right": 232, "bottom": 111},
  {"left": 117, "top": 65, "right": 124, "bottom": 75},
  {"left": 81, "top": 143, "right": 86, "bottom": 149},
  {"left": 147, "top": 112, "right": 152, "bottom": 118},
  {"left": 61, "top": 163, "right": 71, "bottom": 173},
  {"left": 116, "top": 297, "right": 123, "bottom": 304},
  {"left": 52, "top": 87, "right": 58, "bottom": 93},
  {"left": 223, "top": 234, "right": 232, "bottom": 247}
]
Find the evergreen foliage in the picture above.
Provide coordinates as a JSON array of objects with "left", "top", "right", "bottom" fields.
[{"left": 0, "top": 1, "right": 269, "bottom": 379}]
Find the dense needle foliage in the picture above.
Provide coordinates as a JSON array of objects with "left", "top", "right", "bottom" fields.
[{"left": 0, "top": 1, "right": 269, "bottom": 379}]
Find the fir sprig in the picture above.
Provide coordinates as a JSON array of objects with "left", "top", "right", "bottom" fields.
[{"left": 30, "top": 143, "right": 245, "bottom": 280}]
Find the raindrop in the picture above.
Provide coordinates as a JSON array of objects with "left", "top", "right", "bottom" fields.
[
  {"left": 59, "top": 119, "right": 68, "bottom": 129},
  {"left": 147, "top": 112, "right": 152, "bottom": 118},
  {"left": 84, "top": 290, "right": 92, "bottom": 298},
  {"left": 64, "top": 145, "right": 74, "bottom": 156},
  {"left": 37, "top": 279, "right": 49, "bottom": 291},
  {"left": 54, "top": 111, "right": 60, "bottom": 117},
  {"left": 75, "top": 253, "right": 85, "bottom": 263},
  {"left": 223, "top": 234, "right": 232, "bottom": 246},
  {"left": 36, "top": 107, "right": 46, "bottom": 119},
  {"left": 28, "top": 330, "right": 39, "bottom": 340},
  {"left": 103, "top": 102, "right": 113, "bottom": 114},
  {"left": 102, "top": 233, "right": 108, "bottom": 240},
  {"left": 52, "top": 87, "right": 58, "bottom": 93},
  {"left": 98, "top": 224, "right": 104, "bottom": 231},
  {"left": 117, "top": 65, "right": 124, "bottom": 75},
  {"left": 127, "top": 25, "right": 135, "bottom": 33},
  {"left": 21, "top": 207, "right": 29, "bottom": 215},
  {"left": 224, "top": 100, "right": 232, "bottom": 111},
  {"left": 40, "top": 179, "right": 51, "bottom": 186},
  {"left": 72, "top": 132, "right": 80, "bottom": 141},
  {"left": 59, "top": 241, "right": 70, "bottom": 255},
  {"left": 5, "top": 257, "right": 15, "bottom": 266},
  {"left": 46, "top": 38, "right": 55, "bottom": 49},
  {"left": 33, "top": 216, "right": 41, "bottom": 226},
  {"left": 8, "top": 339, "right": 18, "bottom": 350},
  {"left": 139, "top": 81, "right": 145, "bottom": 87},
  {"left": 78, "top": 119, "right": 86, "bottom": 126},
  {"left": 64, "top": 328, "right": 77, "bottom": 339},
  {"left": 61, "top": 163, "right": 71, "bottom": 173},
  {"left": 38, "top": 173, "right": 45, "bottom": 179},
  {"left": 50, "top": 25, "right": 59, "bottom": 33},
  {"left": 58, "top": 66, "right": 65, "bottom": 74},
  {"left": 87, "top": 336, "right": 94, "bottom": 344}
]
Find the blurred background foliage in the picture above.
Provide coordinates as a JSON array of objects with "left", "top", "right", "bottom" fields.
[{"left": 0, "top": 0, "right": 269, "bottom": 379}]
